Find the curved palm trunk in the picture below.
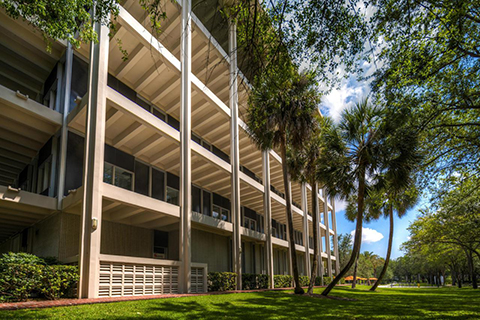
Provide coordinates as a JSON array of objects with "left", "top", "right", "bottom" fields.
[
  {"left": 322, "top": 168, "right": 366, "bottom": 296},
  {"left": 352, "top": 252, "right": 358, "bottom": 289},
  {"left": 280, "top": 137, "right": 304, "bottom": 294},
  {"left": 370, "top": 204, "right": 394, "bottom": 291},
  {"left": 307, "top": 182, "right": 318, "bottom": 294}
]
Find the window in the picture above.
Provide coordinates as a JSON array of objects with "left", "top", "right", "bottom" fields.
[
  {"left": 103, "top": 162, "right": 133, "bottom": 191},
  {"left": 202, "top": 190, "right": 211, "bottom": 216},
  {"left": 134, "top": 161, "right": 149, "bottom": 196},
  {"left": 36, "top": 160, "right": 51, "bottom": 195},
  {"left": 166, "top": 186, "right": 179, "bottom": 205},
  {"left": 212, "top": 205, "right": 221, "bottom": 219},
  {"left": 153, "top": 230, "right": 168, "bottom": 259},
  {"left": 152, "top": 106, "right": 166, "bottom": 121},
  {"left": 152, "top": 168, "right": 165, "bottom": 201},
  {"left": 192, "top": 185, "right": 201, "bottom": 213}
]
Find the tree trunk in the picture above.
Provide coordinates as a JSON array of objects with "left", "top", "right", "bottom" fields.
[
  {"left": 371, "top": 204, "right": 394, "bottom": 291},
  {"left": 280, "top": 137, "right": 304, "bottom": 294},
  {"left": 307, "top": 182, "right": 319, "bottom": 294},
  {"left": 321, "top": 167, "right": 366, "bottom": 296},
  {"left": 465, "top": 249, "right": 477, "bottom": 289},
  {"left": 352, "top": 252, "right": 359, "bottom": 289}
]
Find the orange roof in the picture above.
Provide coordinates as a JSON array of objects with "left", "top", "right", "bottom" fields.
[
  {"left": 369, "top": 278, "right": 378, "bottom": 280},
  {"left": 344, "top": 276, "right": 354, "bottom": 280}
]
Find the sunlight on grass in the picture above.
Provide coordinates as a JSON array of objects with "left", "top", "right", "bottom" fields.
[{"left": 1, "top": 287, "right": 479, "bottom": 319}]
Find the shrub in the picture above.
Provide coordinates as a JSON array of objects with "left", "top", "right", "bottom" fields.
[
  {"left": 323, "top": 276, "right": 333, "bottom": 286},
  {"left": 0, "top": 263, "right": 43, "bottom": 301},
  {"left": 40, "top": 265, "right": 79, "bottom": 300},
  {"left": 274, "top": 275, "right": 293, "bottom": 288},
  {"left": 242, "top": 274, "right": 269, "bottom": 290},
  {"left": 208, "top": 272, "right": 237, "bottom": 292},
  {"left": 299, "top": 276, "right": 310, "bottom": 287},
  {"left": 0, "top": 252, "right": 78, "bottom": 302},
  {"left": 0, "top": 252, "right": 45, "bottom": 265},
  {"left": 315, "top": 276, "right": 322, "bottom": 286}
]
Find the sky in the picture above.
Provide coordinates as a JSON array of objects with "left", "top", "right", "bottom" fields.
[{"left": 319, "top": 60, "right": 426, "bottom": 259}]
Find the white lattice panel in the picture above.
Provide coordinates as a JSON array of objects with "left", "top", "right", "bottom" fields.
[
  {"left": 191, "top": 267, "right": 205, "bottom": 293},
  {"left": 99, "top": 261, "right": 179, "bottom": 297}
]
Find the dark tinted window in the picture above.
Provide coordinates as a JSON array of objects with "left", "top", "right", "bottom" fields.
[
  {"left": 108, "top": 74, "right": 136, "bottom": 102},
  {"left": 38, "top": 137, "right": 52, "bottom": 166},
  {"left": 152, "top": 108, "right": 166, "bottom": 121},
  {"left": 70, "top": 55, "right": 88, "bottom": 111},
  {"left": 167, "top": 172, "right": 179, "bottom": 190},
  {"left": 192, "top": 185, "right": 201, "bottom": 213},
  {"left": 202, "top": 190, "right": 211, "bottom": 216},
  {"left": 65, "top": 132, "right": 84, "bottom": 195},
  {"left": 134, "top": 161, "right": 149, "bottom": 196},
  {"left": 154, "top": 230, "right": 168, "bottom": 247},
  {"left": 104, "top": 144, "right": 134, "bottom": 172},
  {"left": 152, "top": 168, "right": 165, "bottom": 201},
  {"left": 167, "top": 115, "right": 180, "bottom": 131},
  {"left": 213, "top": 192, "right": 230, "bottom": 210},
  {"left": 136, "top": 96, "right": 151, "bottom": 111},
  {"left": 192, "top": 133, "right": 201, "bottom": 144},
  {"left": 212, "top": 146, "right": 230, "bottom": 163}
]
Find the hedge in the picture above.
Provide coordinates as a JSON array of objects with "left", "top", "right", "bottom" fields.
[
  {"left": 207, "top": 272, "right": 237, "bottom": 292},
  {"left": 274, "top": 275, "right": 293, "bottom": 288},
  {"left": 242, "top": 274, "right": 269, "bottom": 290},
  {"left": 0, "top": 253, "right": 78, "bottom": 302}
]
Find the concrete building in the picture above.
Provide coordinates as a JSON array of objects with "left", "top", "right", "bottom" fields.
[{"left": 0, "top": 0, "right": 339, "bottom": 298}]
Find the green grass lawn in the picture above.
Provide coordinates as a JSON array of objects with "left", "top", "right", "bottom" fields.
[{"left": 2, "top": 286, "right": 479, "bottom": 319}]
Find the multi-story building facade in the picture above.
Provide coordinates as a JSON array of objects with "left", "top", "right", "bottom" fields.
[{"left": 0, "top": 0, "right": 339, "bottom": 298}]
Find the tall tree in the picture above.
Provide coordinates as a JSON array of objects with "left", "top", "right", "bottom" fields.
[
  {"left": 316, "top": 98, "right": 387, "bottom": 296},
  {"left": 370, "top": 186, "right": 418, "bottom": 291},
  {"left": 289, "top": 116, "right": 326, "bottom": 294},
  {"left": 371, "top": 0, "right": 480, "bottom": 190},
  {"left": 337, "top": 233, "right": 353, "bottom": 272},
  {"left": 0, "top": 0, "right": 119, "bottom": 49},
  {"left": 247, "top": 66, "right": 319, "bottom": 294}
]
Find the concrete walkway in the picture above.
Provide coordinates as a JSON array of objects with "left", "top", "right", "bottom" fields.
[{"left": 0, "top": 285, "right": 338, "bottom": 311}]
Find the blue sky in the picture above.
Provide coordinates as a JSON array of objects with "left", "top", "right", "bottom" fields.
[{"left": 319, "top": 59, "right": 426, "bottom": 259}]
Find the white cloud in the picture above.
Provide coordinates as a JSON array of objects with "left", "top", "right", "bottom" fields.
[
  {"left": 334, "top": 198, "right": 347, "bottom": 212},
  {"left": 351, "top": 227, "right": 384, "bottom": 244}
]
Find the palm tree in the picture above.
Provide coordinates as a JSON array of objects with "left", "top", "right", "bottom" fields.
[
  {"left": 370, "top": 114, "right": 421, "bottom": 291},
  {"left": 369, "top": 186, "right": 419, "bottom": 291},
  {"left": 246, "top": 65, "right": 320, "bottom": 294},
  {"left": 289, "top": 116, "right": 324, "bottom": 294},
  {"left": 316, "top": 98, "right": 387, "bottom": 296}
]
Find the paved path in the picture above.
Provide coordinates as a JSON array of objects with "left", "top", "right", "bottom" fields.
[{"left": 0, "top": 285, "right": 343, "bottom": 311}]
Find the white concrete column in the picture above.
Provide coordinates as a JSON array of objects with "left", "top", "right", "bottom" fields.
[
  {"left": 331, "top": 198, "right": 340, "bottom": 275},
  {"left": 229, "top": 22, "right": 242, "bottom": 290},
  {"left": 323, "top": 188, "right": 332, "bottom": 278},
  {"left": 262, "top": 151, "right": 274, "bottom": 288},
  {"left": 301, "top": 183, "right": 310, "bottom": 276},
  {"left": 78, "top": 20, "right": 109, "bottom": 299},
  {"left": 57, "top": 43, "right": 73, "bottom": 208},
  {"left": 315, "top": 184, "right": 324, "bottom": 285},
  {"left": 179, "top": 0, "right": 192, "bottom": 294}
]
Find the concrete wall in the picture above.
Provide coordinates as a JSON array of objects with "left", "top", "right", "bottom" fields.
[
  {"left": 192, "top": 228, "right": 230, "bottom": 272},
  {"left": 59, "top": 212, "right": 80, "bottom": 261},
  {"left": 31, "top": 213, "right": 61, "bottom": 258},
  {"left": 101, "top": 221, "right": 154, "bottom": 258}
]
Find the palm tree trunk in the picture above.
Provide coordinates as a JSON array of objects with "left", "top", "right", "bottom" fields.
[
  {"left": 370, "top": 204, "right": 394, "bottom": 291},
  {"left": 307, "top": 181, "right": 318, "bottom": 294},
  {"left": 352, "top": 252, "right": 359, "bottom": 289},
  {"left": 280, "top": 137, "right": 304, "bottom": 294},
  {"left": 321, "top": 167, "right": 366, "bottom": 296}
]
